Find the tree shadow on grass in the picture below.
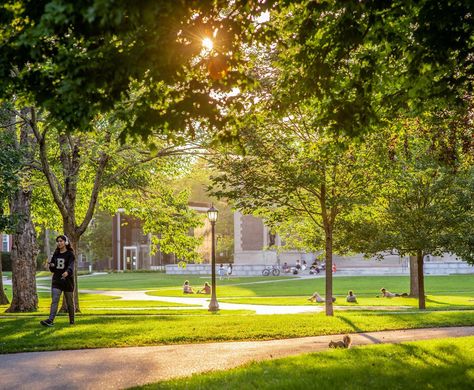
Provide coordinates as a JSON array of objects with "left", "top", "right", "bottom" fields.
[
  {"left": 425, "top": 296, "right": 474, "bottom": 309},
  {"left": 336, "top": 314, "right": 383, "bottom": 344},
  {"left": 0, "top": 314, "right": 198, "bottom": 354}
]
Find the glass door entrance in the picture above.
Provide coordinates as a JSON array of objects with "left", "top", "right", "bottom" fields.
[{"left": 123, "top": 246, "right": 138, "bottom": 270}]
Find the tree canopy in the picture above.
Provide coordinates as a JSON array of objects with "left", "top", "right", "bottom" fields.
[
  {"left": 271, "top": 0, "right": 474, "bottom": 136},
  {"left": 0, "top": 0, "right": 275, "bottom": 137}
]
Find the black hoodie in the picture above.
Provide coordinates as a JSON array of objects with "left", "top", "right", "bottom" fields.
[{"left": 49, "top": 250, "right": 75, "bottom": 292}]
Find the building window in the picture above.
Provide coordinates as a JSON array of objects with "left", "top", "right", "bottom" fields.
[{"left": 2, "top": 235, "right": 9, "bottom": 252}]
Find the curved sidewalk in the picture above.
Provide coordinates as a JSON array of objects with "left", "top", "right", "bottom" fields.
[
  {"left": 79, "top": 289, "right": 416, "bottom": 314},
  {"left": 80, "top": 289, "right": 326, "bottom": 315},
  {"left": 1, "top": 326, "right": 473, "bottom": 390}
]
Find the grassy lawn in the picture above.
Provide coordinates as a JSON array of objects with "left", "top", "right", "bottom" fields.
[
  {"left": 0, "top": 290, "right": 199, "bottom": 315},
  {"left": 144, "top": 274, "right": 474, "bottom": 310},
  {"left": 27, "top": 272, "right": 474, "bottom": 299},
  {"left": 218, "top": 295, "right": 474, "bottom": 309},
  {"left": 3, "top": 273, "right": 473, "bottom": 313},
  {"left": 34, "top": 272, "right": 290, "bottom": 291},
  {"left": 134, "top": 336, "right": 474, "bottom": 390},
  {"left": 145, "top": 274, "right": 474, "bottom": 297},
  {"left": 1, "top": 273, "right": 473, "bottom": 354},
  {"left": 1, "top": 310, "right": 473, "bottom": 354}
]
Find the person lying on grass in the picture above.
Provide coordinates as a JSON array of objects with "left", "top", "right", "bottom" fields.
[
  {"left": 379, "top": 288, "right": 408, "bottom": 298},
  {"left": 183, "top": 280, "right": 195, "bottom": 294},
  {"left": 308, "top": 292, "right": 336, "bottom": 303},
  {"left": 197, "top": 282, "right": 211, "bottom": 294},
  {"left": 346, "top": 290, "right": 357, "bottom": 303}
]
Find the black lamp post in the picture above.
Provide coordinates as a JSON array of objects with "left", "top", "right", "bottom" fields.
[{"left": 207, "top": 204, "right": 219, "bottom": 312}]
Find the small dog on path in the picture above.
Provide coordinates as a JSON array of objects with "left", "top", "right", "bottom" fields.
[{"left": 329, "top": 335, "right": 352, "bottom": 349}]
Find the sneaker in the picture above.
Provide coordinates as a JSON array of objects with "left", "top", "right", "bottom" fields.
[{"left": 40, "top": 319, "right": 54, "bottom": 327}]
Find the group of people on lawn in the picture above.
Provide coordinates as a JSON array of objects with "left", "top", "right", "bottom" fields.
[
  {"left": 307, "top": 288, "right": 407, "bottom": 303},
  {"left": 183, "top": 280, "right": 211, "bottom": 294},
  {"left": 182, "top": 263, "right": 233, "bottom": 294},
  {"left": 282, "top": 259, "right": 337, "bottom": 275},
  {"left": 282, "top": 259, "right": 309, "bottom": 274}
]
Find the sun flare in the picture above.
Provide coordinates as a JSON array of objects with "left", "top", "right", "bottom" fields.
[{"left": 202, "top": 37, "right": 213, "bottom": 50}]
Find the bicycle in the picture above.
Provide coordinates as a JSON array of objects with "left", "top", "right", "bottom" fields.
[{"left": 262, "top": 264, "right": 280, "bottom": 276}]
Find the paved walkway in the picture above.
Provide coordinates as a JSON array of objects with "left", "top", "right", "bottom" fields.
[
  {"left": 1, "top": 275, "right": 414, "bottom": 314},
  {"left": 79, "top": 289, "right": 413, "bottom": 314},
  {"left": 80, "top": 289, "right": 326, "bottom": 314},
  {"left": 0, "top": 326, "right": 472, "bottom": 390}
]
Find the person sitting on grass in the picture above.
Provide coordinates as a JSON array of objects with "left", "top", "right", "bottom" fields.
[
  {"left": 197, "top": 282, "right": 211, "bottom": 294},
  {"left": 309, "top": 262, "right": 320, "bottom": 274},
  {"left": 308, "top": 292, "right": 336, "bottom": 303},
  {"left": 346, "top": 290, "right": 357, "bottom": 303},
  {"left": 380, "top": 287, "right": 408, "bottom": 298},
  {"left": 282, "top": 262, "right": 290, "bottom": 273},
  {"left": 183, "top": 280, "right": 194, "bottom": 294}
]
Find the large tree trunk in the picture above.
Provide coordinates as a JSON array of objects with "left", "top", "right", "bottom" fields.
[
  {"left": 409, "top": 255, "right": 419, "bottom": 297},
  {"left": 5, "top": 107, "right": 39, "bottom": 312},
  {"left": 417, "top": 249, "right": 426, "bottom": 310},
  {"left": 324, "top": 230, "right": 334, "bottom": 316},
  {"left": 0, "top": 252, "right": 9, "bottom": 305},
  {"left": 6, "top": 188, "right": 39, "bottom": 312}
]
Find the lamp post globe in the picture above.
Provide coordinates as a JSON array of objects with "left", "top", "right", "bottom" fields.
[{"left": 207, "top": 204, "right": 219, "bottom": 312}]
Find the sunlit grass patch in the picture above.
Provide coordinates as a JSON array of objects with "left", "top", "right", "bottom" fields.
[
  {"left": 133, "top": 336, "right": 474, "bottom": 390},
  {"left": 1, "top": 309, "right": 473, "bottom": 354},
  {"left": 147, "top": 285, "right": 259, "bottom": 298},
  {"left": 43, "top": 272, "right": 291, "bottom": 291},
  {"left": 218, "top": 295, "right": 474, "bottom": 309},
  {"left": 0, "top": 292, "right": 199, "bottom": 316},
  {"left": 80, "top": 299, "right": 198, "bottom": 308}
]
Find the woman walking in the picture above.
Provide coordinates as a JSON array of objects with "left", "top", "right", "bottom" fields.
[{"left": 40, "top": 235, "right": 75, "bottom": 326}]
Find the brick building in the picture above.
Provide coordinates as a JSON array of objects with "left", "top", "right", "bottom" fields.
[{"left": 111, "top": 202, "right": 213, "bottom": 271}]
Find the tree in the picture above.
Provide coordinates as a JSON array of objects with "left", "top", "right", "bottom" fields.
[
  {"left": 175, "top": 159, "right": 235, "bottom": 263},
  {"left": 15, "top": 107, "right": 205, "bottom": 310},
  {"left": 343, "top": 117, "right": 474, "bottom": 309},
  {"left": 78, "top": 211, "right": 113, "bottom": 269},
  {"left": 1, "top": 107, "right": 39, "bottom": 312},
  {"left": 210, "top": 104, "right": 378, "bottom": 316},
  {"left": 0, "top": 112, "right": 24, "bottom": 305}
]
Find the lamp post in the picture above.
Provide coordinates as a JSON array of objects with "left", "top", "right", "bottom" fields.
[
  {"left": 116, "top": 208, "right": 125, "bottom": 272},
  {"left": 207, "top": 204, "right": 219, "bottom": 312}
]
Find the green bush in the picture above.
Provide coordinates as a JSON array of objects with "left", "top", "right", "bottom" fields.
[{"left": 1, "top": 251, "right": 11, "bottom": 271}]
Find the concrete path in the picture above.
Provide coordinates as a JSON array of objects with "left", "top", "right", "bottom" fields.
[
  {"left": 0, "top": 326, "right": 472, "bottom": 390},
  {"left": 80, "top": 289, "right": 326, "bottom": 315},
  {"left": 2, "top": 275, "right": 413, "bottom": 313},
  {"left": 79, "top": 289, "right": 413, "bottom": 314}
]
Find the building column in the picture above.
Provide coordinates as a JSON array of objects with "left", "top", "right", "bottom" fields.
[{"left": 234, "top": 211, "right": 243, "bottom": 252}]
